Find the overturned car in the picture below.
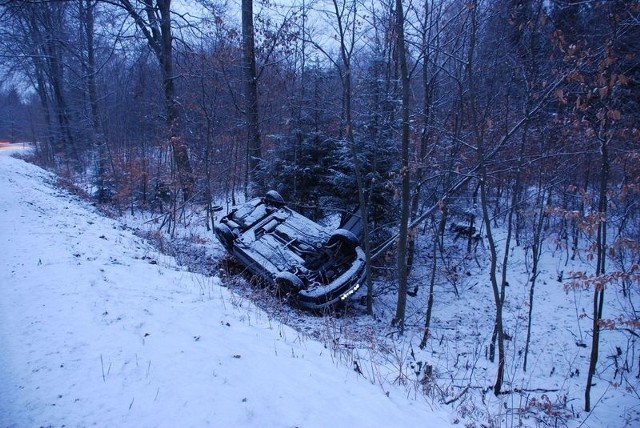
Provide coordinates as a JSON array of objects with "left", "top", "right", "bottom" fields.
[{"left": 214, "top": 191, "right": 365, "bottom": 310}]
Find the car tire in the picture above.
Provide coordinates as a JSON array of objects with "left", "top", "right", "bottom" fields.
[
  {"left": 264, "top": 190, "right": 285, "bottom": 207},
  {"left": 328, "top": 228, "right": 359, "bottom": 250},
  {"left": 274, "top": 271, "right": 303, "bottom": 296},
  {"left": 214, "top": 223, "right": 234, "bottom": 251}
]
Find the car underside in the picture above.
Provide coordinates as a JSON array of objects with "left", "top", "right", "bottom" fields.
[{"left": 214, "top": 192, "right": 365, "bottom": 310}]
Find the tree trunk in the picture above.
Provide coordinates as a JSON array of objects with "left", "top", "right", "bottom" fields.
[
  {"left": 80, "top": 0, "right": 111, "bottom": 201},
  {"left": 157, "top": 0, "right": 194, "bottom": 200},
  {"left": 242, "top": 0, "right": 262, "bottom": 194},
  {"left": 420, "top": 206, "right": 447, "bottom": 349},
  {"left": 585, "top": 137, "right": 609, "bottom": 411},
  {"left": 480, "top": 175, "right": 505, "bottom": 395},
  {"left": 392, "top": 0, "right": 411, "bottom": 333},
  {"left": 523, "top": 187, "right": 547, "bottom": 372},
  {"left": 407, "top": 0, "right": 437, "bottom": 278}
]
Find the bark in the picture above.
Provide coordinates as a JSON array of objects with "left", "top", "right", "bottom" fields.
[
  {"left": 480, "top": 175, "right": 505, "bottom": 395},
  {"left": 242, "top": 0, "right": 262, "bottom": 194},
  {"left": 585, "top": 136, "right": 609, "bottom": 411},
  {"left": 392, "top": 0, "right": 411, "bottom": 332}
]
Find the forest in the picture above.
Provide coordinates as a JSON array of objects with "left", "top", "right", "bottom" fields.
[{"left": 1, "top": 0, "right": 639, "bottom": 425}]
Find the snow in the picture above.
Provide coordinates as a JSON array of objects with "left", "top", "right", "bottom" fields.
[
  {"left": 1, "top": 145, "right": 638, "bottom": 428},
  {"left": 0, "top": 149, "right": 450, "bottom": 427}
]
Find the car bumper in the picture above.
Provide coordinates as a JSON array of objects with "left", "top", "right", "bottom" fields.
[{"left": 296, "top": 248, "right": 367, "bottom": 310}]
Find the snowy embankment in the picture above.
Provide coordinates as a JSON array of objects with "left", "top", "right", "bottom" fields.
[{"left": 0, "top": 150, "right": 451, "bottom": 427}]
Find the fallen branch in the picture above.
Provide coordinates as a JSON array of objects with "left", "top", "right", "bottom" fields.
[
  {"left": 499, "top": 387, "right": 561, "bottom": 395},
  {"left": 444, "top": 385, "right": 470, "bottom": 405}
]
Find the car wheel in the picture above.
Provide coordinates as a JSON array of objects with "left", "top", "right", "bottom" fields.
[
  {"left": 214, "top": 223, "right": 234, "bottom": 251},
  {"left": 264, "top": 190, "right": 285, "bottom": 207},
  {"left": 274, "top": 271, "right": 303, "bottom": 296},
  {"left": 328, "top": 228, "right": 359, "bottom": 250}
]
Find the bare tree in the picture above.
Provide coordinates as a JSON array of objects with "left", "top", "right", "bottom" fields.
[
  {"left": 1, "top": 2, "right": 81, "bottom": 167},
  {"left": 114, "top": 0, "right": 194, "bottom": 200},
  {"left": 391, "top": 0, "right": 411, "bottom": 332},
  {"left": 78, "top": 0, "right": 113, "bottom": 201},
  {"left": 241, "top": 0, "right": 262, "bottom": 194},
  {"left": 547, "top": 1, "right": 640, "bottom": 410}
]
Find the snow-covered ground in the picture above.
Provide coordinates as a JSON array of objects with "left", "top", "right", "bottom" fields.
[
  {"left": 0, "top": 149, "right": 451, "bottom": 427},
  {"left": 1, "top": 146, "right": 637, "bottom": 427}
]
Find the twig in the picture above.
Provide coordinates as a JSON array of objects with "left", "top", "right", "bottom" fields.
[
  {"left": 498, "top": 387, "right": 561, "bottom": 395},
  {"left": 444, "top": 385, "right": 470, "bottom": 405},
  {"left": 100, "top": 354, "right": 105, "bottom": 382}
]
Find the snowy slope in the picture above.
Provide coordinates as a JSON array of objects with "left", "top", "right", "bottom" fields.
[{"left": 0, "top": 149, "right": 451, "bottom": 427}]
